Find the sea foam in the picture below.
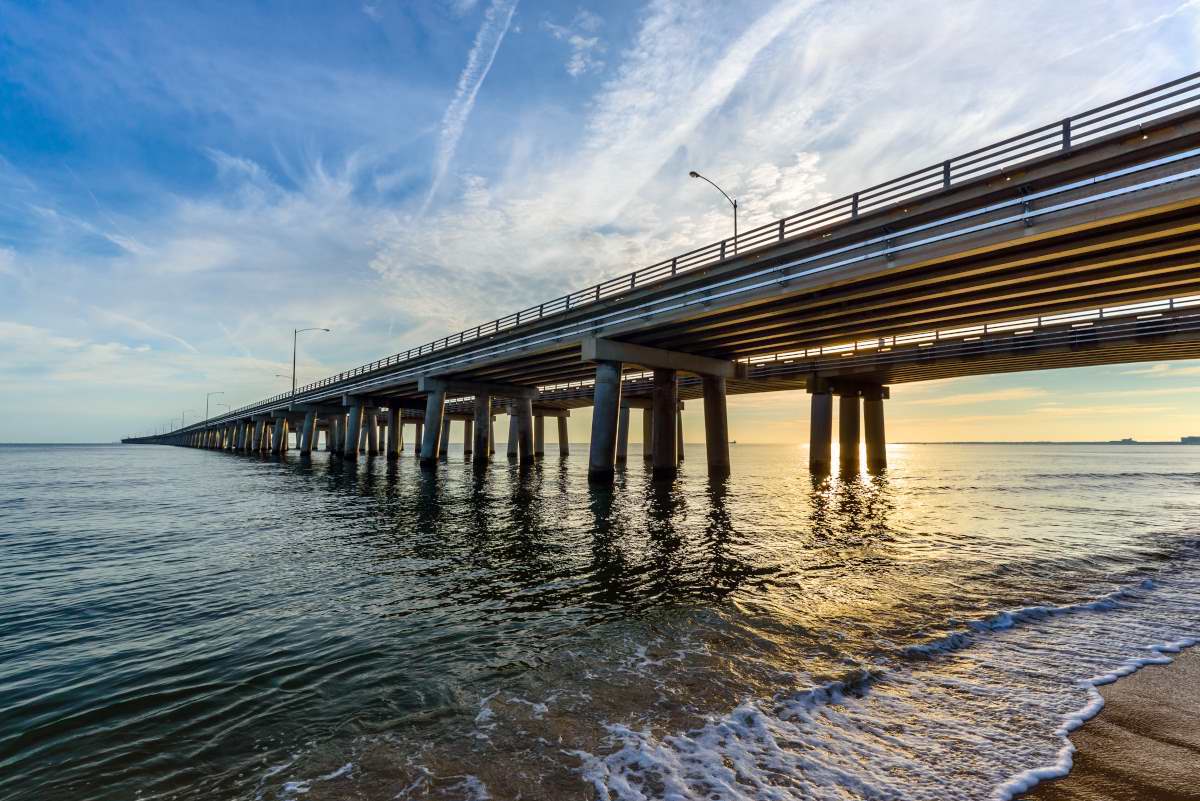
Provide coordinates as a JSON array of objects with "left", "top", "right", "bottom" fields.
[{"left": 573, "top": 571, "right": 1200, "bottom": 801}]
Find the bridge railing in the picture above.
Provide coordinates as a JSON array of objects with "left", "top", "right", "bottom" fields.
[{"left": 216, "top": 71, "right": 1200, "bottom": 422}]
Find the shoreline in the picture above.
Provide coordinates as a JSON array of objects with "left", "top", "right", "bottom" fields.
[{"left": 1017, "top": 644, "right": 1200, "bottom": 800}]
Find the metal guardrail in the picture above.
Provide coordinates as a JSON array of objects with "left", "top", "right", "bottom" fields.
[{"left": 196, "top": 71, "right": 1200, "bottom": 426}]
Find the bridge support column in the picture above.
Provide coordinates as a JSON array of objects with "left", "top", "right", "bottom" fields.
[
  {"left": 414, "top": 422, "right": 423, "bottom": 456},
  {"left": 651, "top": 369, "right": 678, "bottom": 478},
  {"left": 809, "top": 387, "right": 833, "bottom": 475},
  {"left": 234, "top": 423, "right": 245, "bottom": 451},
  {"left": 839, "top": 392, "right": 861, "bottom": 473},
  {"left": 642, "top": 409, "right": 653, "bottom": 461},
  {"left": 702, "top": 376, "right": 730, "bottom": 476},
  {"left": 252, "top": 420, "right": 265, "bottom": 452},
  {"left": 439, "top": 417, "right": 452, "bottom": 459},
  {"left": 534, "top": 416, "right": 545, "bottom": 458},
  {"left": 420, "top": 389, "right": 446, "bottom": 466},
  {"left": 366, "top": 411, "right": 380, "bottom": 456},
  {"left": 587, "top": 360, "right": 623, "bottom": 483},
  {"left": 507, "top": 413, "right": 519, "bottom": 459},
  {"left": 300, "top": 410, "right": 317, "bottom": 453},
  {"left": 514, "top": 398, "right": 534, "bottom": 464},
  {"left": 472, "top": 395, "right": 491, "bottom": 463},
  {"left": 616, "top": 407, "right": 630, "bottom": 462},
  {"left": 864, "top": 387, "right": 888, "bottom": 473},
  {"left": 331, "top": 415, "right": 342, "bottom": 454},
  {"left": 677, "top": 414, "right": 685, "bottom": 463},
  {"left": 558, "top": 417, "right": 569, "bottom": 457},
  {"left": 344, "top": 402, "right": 364, "bottom": 459},
  {"left": 387, "top": 407, "right": 401, "bottom": 459},
  {"left": 242, "top": 421, "right": 253, "bottom": 452},
  {"left": 270, "top": 420, "right": 284, "bottom": 454},
  {"left": 463, "top": 418, "right": 474, "bottom": 456}
]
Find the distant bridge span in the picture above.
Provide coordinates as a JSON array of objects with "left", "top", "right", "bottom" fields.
[{"left": 128, "top": 73, "right": 1200, "bottom": 479}]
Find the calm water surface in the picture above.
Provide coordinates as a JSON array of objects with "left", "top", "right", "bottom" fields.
[{"left": 1, "top": 442, "right": 1198, "bottom": 800}]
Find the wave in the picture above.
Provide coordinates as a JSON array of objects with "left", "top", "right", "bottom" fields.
[{"left": 571, "top": 572, "right": 1200, "bottom": 801}]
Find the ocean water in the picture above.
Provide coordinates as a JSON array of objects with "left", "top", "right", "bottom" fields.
[{"left": 1, "top": 441, "right": 1198, "bottom": 801}]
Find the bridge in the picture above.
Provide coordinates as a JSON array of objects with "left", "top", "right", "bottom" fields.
[{"left": 125, "top": 72, "right": 1200, "bottom": 481}]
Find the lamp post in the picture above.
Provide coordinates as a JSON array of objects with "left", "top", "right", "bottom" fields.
[
  {"left": 181, "top": 409, "right": 198, "bottom": 428},
  {"left": 205, "top": 391, "right": 224, "bottom": 422},
  {"left": 688, "top": 170, "right": 738, "bottom": 254},
  {"left": 292, "top": 327, "right": 331, "bottom": 397}
]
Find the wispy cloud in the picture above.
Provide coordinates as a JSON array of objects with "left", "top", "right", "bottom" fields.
[
  {"left": 89, "top": 308, "right": 199, "bottom": 353},
  {"left": 543, "top": 8, "right": 605, "bottom": 77},
  {"left": 910, "top": 388, "right": 1048, "bottom": 406},
  {"left": 1121, "top": 362, "right": 1200, "bottom": 377},
  {"left": 423, "top": 0, "right": 519, "bottom": 212}
]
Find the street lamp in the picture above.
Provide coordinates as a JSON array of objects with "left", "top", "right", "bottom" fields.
[
  {"left": 689, "top": 170, "right": 738, "bottom": 254},
  {"left": 181, "top": 409, "right": 198, "bottom": 428},
  {"left": 205, "top": 391, "right": 224, "bottom": 422},
  {"left": 292, "top": 327, "right": 331, "bottom": 396}
]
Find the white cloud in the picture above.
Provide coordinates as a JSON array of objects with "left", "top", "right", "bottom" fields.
[
  {"left": 910, "top": 388, "right": 1048, "bottom": 406},
  {"left": 543, "top": 9, "right": 606, "bottom": 77},
  {"left": 0, "top": 247, "right": 16, "bottom": 277},
  {"left": 424, "top": 0, "right": 520, "bottom": 211},
  {"left": 1121, "top": 362, "right": 1200, "bottom": 377}
]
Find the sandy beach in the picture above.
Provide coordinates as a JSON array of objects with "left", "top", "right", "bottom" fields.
[{"left": 1022, "top": 648, "right": 1200, "bottom": 800}]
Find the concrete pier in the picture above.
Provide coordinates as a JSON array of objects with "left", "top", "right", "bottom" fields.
[
  {"left": 463, "top": 418, "right": 474, "bottom": 456},
  {"left": 809, "top": 387, "right": 833, "bottom": 474},
  {"left": 864, "top": 387, "right": 888, "bottom": 473},
  {"left": 366, "top": 411, "right": 380, "bottom": 456},
  {"left": 386, "top": 407, "right": 401, "bottom": 459},
  {"left": 420, "top": 387, "right": 446, "bottom": 465},
  {"left": 514, "top": 398, "right": 534, "bottom": 463},
  {"left": 587, "top": 360, "right": 623, "bottom": 482},
  {"left": 300, "top": 410, "right": 317, "bottom": 453},
  {"left": 676, "top": 414, "right": 684, "bottom": 462},
  {"left": 253, "top": 418, "right": 266, "bottom": 452},
  {"left": 557, "top": 417, "right": 569, "bottom": 457},
  {"left": 344, "top": 401, "right": 364, "bottom": 459},
  {"left": 534, "top": 416, "right": 545, "bottom": 458},
  {"left": 642, "top": 409, "right": 653, "bottom": 461},
  {"left": 702, "top": 376, "right": 730, "bottom": 475},
  {"left": 616, "top": 407, "right": 630, "bottom": 462},
  {"left": 439, "top": 418, "right": 451, "bottom": 459},
  {"left": 839, "top": 392, "right": 861, "bottom": 473},
  {"left": 473, "top": 395, "right": 491, "bottom": 463},
  {"left": 507, "top": 413, "right": 519, "bottom": 459},
  {"left": 414, "top": 422, "right": 423, "bottom": 456},
  {"left": 651, "top": 369, "right": 678, "bottom": 478}
]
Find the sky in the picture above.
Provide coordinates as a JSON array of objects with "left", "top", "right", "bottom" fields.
[{"left": 1, "top": 0, "right": 1199, "bottom": 443}]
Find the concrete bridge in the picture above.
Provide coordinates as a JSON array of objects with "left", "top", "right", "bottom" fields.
[{"left": 126, "top": 72, "right": 1200, "bottom": 481}]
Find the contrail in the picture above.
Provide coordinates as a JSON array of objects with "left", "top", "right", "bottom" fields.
[{"left": 421, "top": 0, "right": 518, "bottom": 214}]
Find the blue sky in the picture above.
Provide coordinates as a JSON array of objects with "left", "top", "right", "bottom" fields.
[{"left": 1, "top": 0, "right": 1199, "bottom": 442}]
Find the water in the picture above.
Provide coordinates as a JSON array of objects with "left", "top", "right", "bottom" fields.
[{"left": 2, "top": 442, "right": 1198, "bottom": 801}]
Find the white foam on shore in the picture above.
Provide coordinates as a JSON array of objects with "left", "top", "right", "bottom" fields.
[{"left": 572, "top": 572, "right": 1200, "bottom": 801}]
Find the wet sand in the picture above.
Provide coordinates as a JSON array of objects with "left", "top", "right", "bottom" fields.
[{"left": 1023, "top": 648, "right": 1200, "bottom": 801}]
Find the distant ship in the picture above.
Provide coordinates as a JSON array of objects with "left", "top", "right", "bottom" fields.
[
  {"left": 1182, "top": 436, "right": 1200, "bottom": 444},
  {"left": 1108, "top": 437, "right": 1137, "bottom": 444}
]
